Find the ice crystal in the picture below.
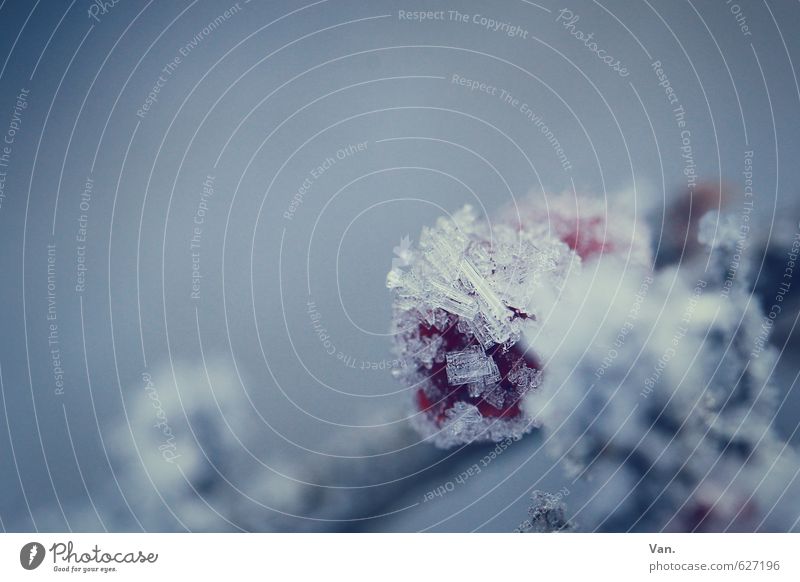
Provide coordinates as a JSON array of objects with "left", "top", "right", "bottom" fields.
[
  {"left": 387, "top": 205, "right": 572, "bottom": 349},
  {"left": 389, "top": 193, "right": 650, "bottom": 447},
  {"left": 445, "top": 346, "right": 501, "bottom": 386},
  {"left": 698, "top": 210, "right": 744, "bottom": 251},
  {"left": 515, "top": 490, "right": 575, "bottom": 533},
  {"left": 444, "top": 402, "right": 484, "bottom": 437}
]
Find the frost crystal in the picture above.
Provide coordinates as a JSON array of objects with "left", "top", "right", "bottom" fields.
[
  {"left": 698, "top": 210, "right": 738, "bottom": 249},
  {"left": 389, "top": 193, "right": 649, "bottom": 448},
  {"left": 387, "top": 205, "right": 542, "bottom": 347},
  {"left": 443, "top": 402, "right": 484, "bottom": 437},
  {"left": 445, "top": 346, "right": 500, "bottom": 386},
  {"left": 515, "top": 490, "right": 575, "bottom": 533}
]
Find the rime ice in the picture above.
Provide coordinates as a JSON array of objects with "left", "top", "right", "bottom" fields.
[
  {"left": 388, "top": 194, "right": 648, "bottom": 447},
  {"left": 516, "top": 490, "right": 575, "bottom": 533},
  {"left": 445, "top": 346, "right": 500, "bottom": 386}
]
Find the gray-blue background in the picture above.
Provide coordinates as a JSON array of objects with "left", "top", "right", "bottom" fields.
[{"left": 0, "top": 0, "right": 798, "bottom": 531}]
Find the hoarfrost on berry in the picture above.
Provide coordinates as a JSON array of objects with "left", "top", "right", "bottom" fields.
[{"left": 388, "top": 193, "right": 651, "bottom": 448}]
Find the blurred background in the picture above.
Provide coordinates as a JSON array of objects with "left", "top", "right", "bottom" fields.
[{"left": 0, "top": 0, "right": 798, "bottom": 532}]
